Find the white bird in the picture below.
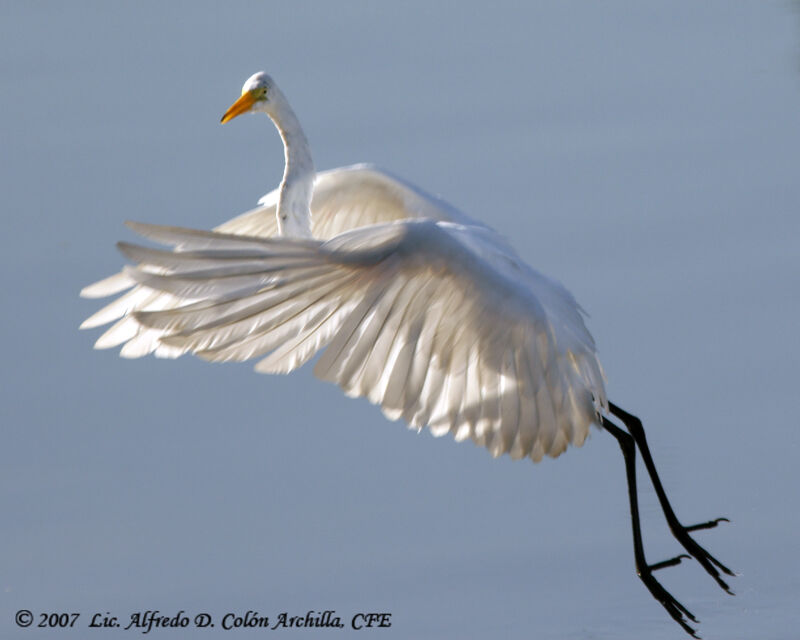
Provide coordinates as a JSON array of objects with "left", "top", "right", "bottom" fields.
[{"left": 81, "top": 71, "right": 733, "bottom": 636}]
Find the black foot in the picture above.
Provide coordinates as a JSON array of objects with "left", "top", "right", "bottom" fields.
[
  {"left": 649, "top": 553, "right": 690, "bottom": 572},
  {"left": 685, "top": 517, "right": 729, "bottom": 532},
  {"left": 670, "top": 518, "right": 735, "bottom": 594},
  {"left": 639, "top": 567, "right": 699, "bottom": 638},
  {"left": 601, "top": 406, "right": 734, "bottom": 636}
]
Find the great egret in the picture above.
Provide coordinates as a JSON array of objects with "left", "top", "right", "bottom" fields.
[{"left": 81, "top": 71, "right": 732, "bottom": 636}]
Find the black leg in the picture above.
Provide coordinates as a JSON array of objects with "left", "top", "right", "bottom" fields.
[
  {"left": 608, "top": 402, "right": 735, "bottom": 593},
  {"left": 601, "top": 416, "right": 700, "bottom": 638}
]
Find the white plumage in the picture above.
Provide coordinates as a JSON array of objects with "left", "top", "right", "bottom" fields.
[{"left": 81, "top": 72, "right": 607, "bottom": 463}]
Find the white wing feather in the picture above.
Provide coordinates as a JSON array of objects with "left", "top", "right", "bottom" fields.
[
  {"left": 80, "top": 166, "right": 470, "bottom": 347},
  {"left": 218, "top": 163, "right": 479, "bottom": 239},
  {"left": 82, "top": 206, "right": 607, "bottom": 462}
]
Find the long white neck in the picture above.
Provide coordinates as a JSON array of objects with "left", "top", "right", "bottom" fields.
[{"left": 268, "top": 89, "right": 314, "bottom": 238}]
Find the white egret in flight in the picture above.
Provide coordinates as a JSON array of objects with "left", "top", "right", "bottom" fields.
[{"left": 81, "top": 71, "right": 733, "bottom": 636}]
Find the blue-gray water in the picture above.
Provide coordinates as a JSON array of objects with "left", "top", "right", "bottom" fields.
[{"left": 2, "top": 2, "right": 799, "bottom": 638}]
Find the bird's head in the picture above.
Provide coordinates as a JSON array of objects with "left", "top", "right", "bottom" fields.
[{"left": 220, "top": 71, "right": 276, "bottom": 124}]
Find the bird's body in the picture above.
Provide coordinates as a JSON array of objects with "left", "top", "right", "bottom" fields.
[{"left": 81, "top": 71, "right": 732, "bottom": 636}]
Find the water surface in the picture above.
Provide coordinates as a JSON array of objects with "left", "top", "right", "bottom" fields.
[{"left": 1, "top": 2, "right": 798, "bottom": 638}]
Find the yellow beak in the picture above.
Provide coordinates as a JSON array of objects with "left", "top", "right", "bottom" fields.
[{"left": 221, "top": 90, "right": 257, "bottom": 124}]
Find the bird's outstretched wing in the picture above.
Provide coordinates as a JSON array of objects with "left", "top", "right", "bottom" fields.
[
  {"left": 79, "top": 165, "right": 470, "bottom": 309},
  {"left": 81, "top": 218, "right": 606, "bottom": 462},
  {"left": 217, "top": 163, "right": 480, "bottom": 239}
]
